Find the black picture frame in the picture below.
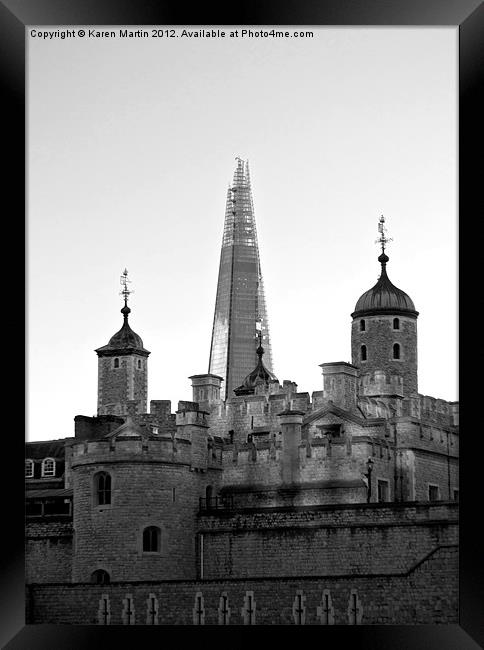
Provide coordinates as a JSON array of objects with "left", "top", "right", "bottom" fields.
[{"left": 3, "top": 0, "right": 482, "bottom": 647}]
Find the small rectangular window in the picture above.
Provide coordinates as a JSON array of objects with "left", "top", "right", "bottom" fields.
[
  {"left": 428, "top": 484, "right": 440, "bottom": 501},
  {"left": 25, "top": 460, "right": 34, "bottom": 478},
  {"left": 453, "top": 489, "right": 459, "bottom": 501},
  {"left": 377, "top": 479, "right": 390, "bottom": 502},
  {"left": 321, "top": 424, "right": 341, "bottom": 438}
]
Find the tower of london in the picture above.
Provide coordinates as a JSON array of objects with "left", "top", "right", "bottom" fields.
[{"left": 25, "top": 171, "right": 458, "bottom": 626}]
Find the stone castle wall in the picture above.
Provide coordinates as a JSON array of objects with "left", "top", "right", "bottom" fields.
[
  {"left": 27, "top": 544, "right": 458, "bottom": 625},
  {"left": 198, "top": 502, "right": 458, "bottom": 580},
  {"left": 26, "top": 520, "right": 73, "bottom": 583}
]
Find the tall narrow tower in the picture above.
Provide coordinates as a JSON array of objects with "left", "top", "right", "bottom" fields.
[
  {"left": 351, "top": 217, "right": 419, "bottom": 397},
  {"left": 208, "top": 158, "right": 274, "bottom": 400},
  {"left": 95, "top": 269, "right": 150, "bottom": 415}
]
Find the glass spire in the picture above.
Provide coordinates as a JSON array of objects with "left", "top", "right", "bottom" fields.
[{"left": 208, "top": 158, "right": 274, "bottom": 400}]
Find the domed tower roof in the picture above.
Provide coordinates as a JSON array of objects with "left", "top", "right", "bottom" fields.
[
  {"left": 95, "top": 270, "right": 150, "bottom": 357},
  {"left": 351, "top": 218, "right": 418, "bottom": 319},
  {"left": 233, "top": 333, "right": 278, "bottom": 396}
]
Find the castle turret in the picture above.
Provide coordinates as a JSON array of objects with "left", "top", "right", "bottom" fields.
[
  {"left": 95, "top": 270, "right": 150, "bottom": 416},
  {"left": 175, "top": 402, "right": 210, "bottom": 471},
  {"left": 278, "top": 410, "right": 304, "bottom": 484},
  {"left": 351, "top": 218, "right": 418, "bottom": 398},
  {"left": 233, "top": 330, "right": 278, "bottom": 396},
  {"left": 189, "top": 374, "right": 223, "bottom": 410},
  {"left": 71, "top": 415, "right": 214, "bottom": 583},
  {"left": 320, "top": 362, "right": 359, "bottom": 411}
]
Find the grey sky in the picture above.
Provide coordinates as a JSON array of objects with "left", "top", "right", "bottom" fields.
[{"left": 28, "top": 27, "right": 457, "bottom": 441}]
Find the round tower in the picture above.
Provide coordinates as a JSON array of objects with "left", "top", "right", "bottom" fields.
[
  {"left": 71, "top": 413, "right": 215, "bottom": 583},
  {"left": 95, "top": 270, "right": 150, "bottom": 416},
  {"left": 351, "top": 218, "right": 419, "bottom": 398}
]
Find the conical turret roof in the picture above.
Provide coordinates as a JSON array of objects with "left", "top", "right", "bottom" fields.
[{"left": 233, "top": 335, "right": 278, "bottom": 396}]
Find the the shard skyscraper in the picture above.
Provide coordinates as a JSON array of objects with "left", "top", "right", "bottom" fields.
[{"left": 208, "top": 158, "right": 274, "bottom": 400}]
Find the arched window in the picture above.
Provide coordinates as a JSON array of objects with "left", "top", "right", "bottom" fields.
[
  {"left": 143, "top": 526, "right": 161, "bottom": 553},
  {"left": 393, "top": 343, "right": 401, "bottom": 360},
  {"left": 95, "top": 472, "right": 111, "bottom": 505},
  {"left": 25, "top": 459, "right": 34, "bottom": 478},
  {"left": 393, "top": 318, "right": 400, "bottom": 330},
  {"left": 137, "top": 359, "right": 141, "bottom": 369},
  {"left": 360, "top": 320, "right": 366, "bottom": 332},
  {"left": 41, "top": 458, "right": 56, "bottom": 477},
  {"left": 114, "top": 358, "right": 119, "bottom": 368},
  {"left": 361, "top": 345, "right": 367, "bottom": 362},
  {"left": 91, "top": 569, "right": 110, "bottom": 584}
]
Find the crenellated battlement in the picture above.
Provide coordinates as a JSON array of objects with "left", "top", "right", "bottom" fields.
[
  {"left": 70, "top": 434, "right": 193, "bottom": 467},
  {"left": 396, "top": 395, "right": 459, "bottom": 427},
  {"left": 360, "top": 370, "right": 404, "bottom": 397},
  {"left": 175, "top": 409, "right": 209, "bottom": 428},
  {"left": 215, "top": 431, "right": 396, "bottom": 508},
  {"left": 417, "top": 394, "right": 458, "bottom": 426}
]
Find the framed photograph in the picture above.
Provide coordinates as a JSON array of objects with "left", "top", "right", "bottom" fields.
[{"left": 3, "top": 0, "right": 482, "bottom": 647}]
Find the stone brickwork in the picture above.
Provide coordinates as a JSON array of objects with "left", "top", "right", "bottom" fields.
[
  {"left": 97, "top": 354, "right": 148, "bottom": 416},
  {"left": 70, "top": 432, "right": 222, "bottom": 583},
  {"left": 26, "top": 520, "right": 73, "bottom": 583},
  {"left": 74, "top": 415, "right": 125, "bottom": 441},
  {"left": 320, "top": 362, "right": 359, "bottom": 412},
  {"left": 351, "top": 315, "right": 418, "bottom": 397},
  {"left": 413, "top": 451, "right": 459, "bottom": 502},
  {"left": 197, "top": 503, "right": 458, "bottom": 580},
  {"left": 26, "top": 543, "right": 458, "bottom": 625}
]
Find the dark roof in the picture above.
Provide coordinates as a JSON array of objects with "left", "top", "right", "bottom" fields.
[
  {"left": 96, "top": 306, "right": 150, "bottom": 356},
  {"left": 25, "top": 440, "right": 67, "bottom": 459},
  {"left": 352, "top": 254, "right": 418, "bottom": 318},
  {"left": 234, "top": 341, "right": 278, "bottom": 396},
  {"left": 26, "top": 488, "right": 72, "bottom": 499}
]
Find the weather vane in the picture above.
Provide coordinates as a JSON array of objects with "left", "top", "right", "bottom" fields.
[
  {"left": 120, "top": 268, "right": 133, "bottom": 305},
  {"left": 375, "top": 215, "right": 393, "bottom": 254}
]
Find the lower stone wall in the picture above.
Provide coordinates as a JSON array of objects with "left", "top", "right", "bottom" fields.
[
  {"left": 27, "top": 544, "right": 458, "bottom": 624},
  {"left": 198, "top": 502, "right": 458, "bottom": 579},
  {"left": 26, "top": 519, "right": 73, "bottom": 583}
]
